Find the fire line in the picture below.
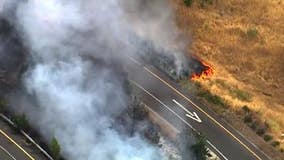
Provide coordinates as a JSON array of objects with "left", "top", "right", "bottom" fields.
[{"left": 191, "top": 59, "right": 214, "bottom": 80}]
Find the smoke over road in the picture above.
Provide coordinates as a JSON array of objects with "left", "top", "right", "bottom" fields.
[{"left": 1, "top": 0, "right": 191, "bottom": 160}]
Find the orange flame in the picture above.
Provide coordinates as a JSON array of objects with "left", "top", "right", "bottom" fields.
[{"left": 191, "top": 60, "right": 214, "bottom": 80}]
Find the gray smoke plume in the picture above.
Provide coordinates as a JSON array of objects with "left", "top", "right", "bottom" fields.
[{"left": 2, "top": 0, "right": 190, "bottom": 160}]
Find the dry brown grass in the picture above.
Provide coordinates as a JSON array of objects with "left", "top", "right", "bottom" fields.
[{"left": 170, "top": 0, "right": 284, "bottom": 156}]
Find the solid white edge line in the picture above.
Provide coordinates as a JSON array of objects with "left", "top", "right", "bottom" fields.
[
  {"left": 128, "top": 56, "right": 142, "bottom": 66},
  {"left": 0, "top": 145, "right": 17, "bottom": 160},
  {"left": 207, "top": 140, "right": 229, "bottom": 160},
  {"left": 225, "top": 123, "right": 273, "bottom": 160}
]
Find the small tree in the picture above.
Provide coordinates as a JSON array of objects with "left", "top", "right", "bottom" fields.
[
  {"left": 50, "top": 137, "right": 61, "bottom": 160},
  {"left": 191, "top": 134, "right": 208, "bottom": 160}
]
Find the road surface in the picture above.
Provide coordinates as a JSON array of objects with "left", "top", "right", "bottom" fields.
[
  {"left": 125, "top": 57, "right": 271, "bottom": 160},
  {"left": 0, "top": 119, "right": 48, "bottom": 160}
]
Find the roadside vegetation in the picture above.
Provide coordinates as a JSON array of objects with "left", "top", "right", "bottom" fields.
[
  {"left": 215, "top": 79, "right": 252, "bottom": 102},
  {"left": 180, "top": 78, "right": 284, "bottom": 156},
  {"left": 177, "top": 128, "right": 208, "bottom": 160},
  {"left": 12, "top": 114, "right": 29, "bottom": 131},
  {"left": 49, "top": 137, "right": 61, "bottom": 160},
  {"left": 246, "top": 28, "right": 259, "bottom": 40},
  {"left": 180, "top": 80, "right": 228, "bottom": 114},
  {"left": 0, "top": 96, "right": 63, "bottom": 160},
  {"left": 191, "top": 134, "right": 208, "bottom": 160},
  {"left": 197, "top": 90, "right": 226, "bottom": 107}
]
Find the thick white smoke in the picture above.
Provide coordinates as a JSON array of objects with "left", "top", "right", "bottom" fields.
[
  {"left": 22, "top": 57, "right": 163, "bottom": 160},
  {"left": 3, "top": 0, "right": 189, "bottom": 160}
]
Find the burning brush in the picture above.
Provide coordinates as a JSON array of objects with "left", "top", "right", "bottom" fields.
[{"left": 190, "top": 59, "right": 214, "bottom": 80}]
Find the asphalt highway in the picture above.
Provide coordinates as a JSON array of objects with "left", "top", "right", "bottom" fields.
[
  {"left": 0, "top": 119, "right": 47, "bottom": 160},
  {"left": 0, "top": 56, "right": 272, "bottom": 160},
  {"left": 0, "top": 129, "right": 30, "bottom": 160},
  {"left": 125, "top": 57, "right": 271, "bottom": 160}
]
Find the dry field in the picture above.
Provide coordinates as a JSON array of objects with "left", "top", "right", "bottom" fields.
[{"left": 169, "top": 0, "right": 284, "bottom": 156}]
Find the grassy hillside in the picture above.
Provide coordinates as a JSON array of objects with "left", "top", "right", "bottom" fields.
[{"left": 170, "top": 0, "right": 284, "bottom": 157}]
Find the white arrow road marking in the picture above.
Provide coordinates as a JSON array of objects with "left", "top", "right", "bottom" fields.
[
  {"left": 172, "top": 99, "right": 202, "bottom": 123},
  {"left": 186, "top": 113, "right": 202, "bottom": 123}
]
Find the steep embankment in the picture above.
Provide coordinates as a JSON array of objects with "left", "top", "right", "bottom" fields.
[{"left": 170, "top": 0, "right": 284, "bottom": 158}]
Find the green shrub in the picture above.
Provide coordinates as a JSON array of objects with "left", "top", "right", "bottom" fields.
[
  {"left": 184, "top": 0, "right": 193, "bottom": 7},
  {"left": 271, "top": 141, "right": 280, "bottom": 147},
  {"left": 242, "top": 105, "right": 250, "bottom": 113},
  {"left": 249, "top": 121, "right": 258, "bottom": 130},
  {"left": 49, "top": 137, "right": 61, "bottom": 160},
  {"left": 12, "top": 114, "right": 29, "bottom": 131},
  {"left": 263, "top": 134, "right": 273, "bottom": 142},
  {"left": 256, "top": 128, "right": 265, "bottom": 136},
  {"left": 244, "top": 114, "right": 253, "bottom": 123},
  {"left": 131, "top": 105, "right": 148, "bottom": 121},
  {"left": 144, "top": 124, "right": 160, "bottom": 144},
  {"left": 231, "top": 88, "right": 252, "bottom": 102},
  {"left": 178, "top": 129, "right": 196, "bottom": 159},
  {"left": 198, "top": 90, "right": 226, "bottom": 107},
  {"left": 246, "top": 28, "right": 259, "bottom": 39},
  {"left": 191, "top": 135, "right": 208, "bottom": 160}
]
